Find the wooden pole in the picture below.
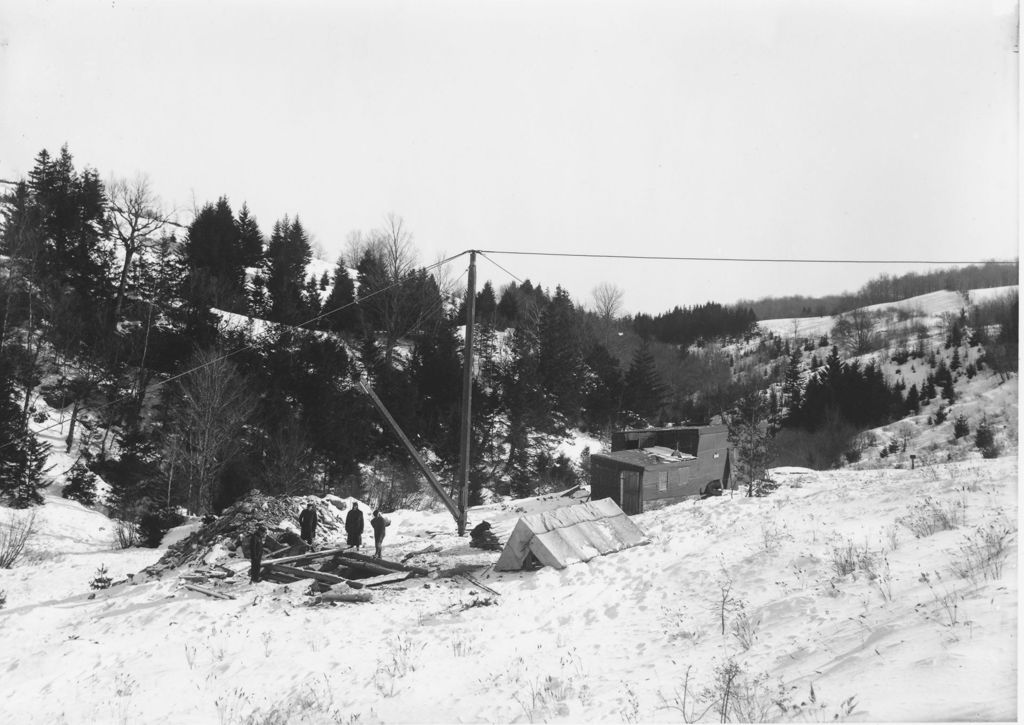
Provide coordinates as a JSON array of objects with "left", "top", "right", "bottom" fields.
[
  {"left": 457, "top": 251, "right": 477, "bottom": 536},
  {"left": 358, "top": 379, "right": 460, "bottom": 522}
]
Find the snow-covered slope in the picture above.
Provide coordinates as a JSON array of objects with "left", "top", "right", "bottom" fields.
[
  {"left": 757, "top": 285, "right": 1018, "bottom": 339},
  {"left": 0, "top": 456, "right": 1015, "bottom": 723}
]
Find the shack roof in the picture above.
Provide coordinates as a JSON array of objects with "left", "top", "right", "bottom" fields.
[{"left": 590, "top": 449, "right": 696, "bottom": 470}]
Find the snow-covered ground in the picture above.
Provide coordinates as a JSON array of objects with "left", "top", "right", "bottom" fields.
[
  {"left": 757, "top": 285, "right": 1018, "bottom": 339},
  {"left": 0, "top": 454, "right": 1016, "bottom": 723}
]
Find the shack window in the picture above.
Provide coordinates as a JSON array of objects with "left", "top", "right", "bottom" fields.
[{"left": 657, "top": 471, "right": 668, "bottom": 492}]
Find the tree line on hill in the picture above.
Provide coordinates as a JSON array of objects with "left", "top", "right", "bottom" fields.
[
  {"left": 1, "top": 145, "right": 1017, "bottom": 522},
  {"left": 742, "top": 262, "right": 1018, "bottom": 319}
]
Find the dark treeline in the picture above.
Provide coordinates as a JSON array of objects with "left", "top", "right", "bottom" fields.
[
  {"left": 632, "top": 302, "right": 758, "bottom": 346},
  {"left": 742, "top": 262, "right": 1018, "bottom": 319},
  {"left": 0, "top": 145, "right": 704, "bottom": 520},
  {"left": 2, "top": 145, "right": 1017, "bottom": 520}
]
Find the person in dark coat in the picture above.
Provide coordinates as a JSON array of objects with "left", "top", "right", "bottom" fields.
[
  {"left": 370, "top": 509, "right": 390, "bottom": 559},
  {"left": 248, "top": 523, "right": 266, "bottom": 583},
  {"left": 299, "top": 502, "right": 318, "bottom": 547},
  {"left": 345, "top": 502, "right": 364, "bottom": 549}
]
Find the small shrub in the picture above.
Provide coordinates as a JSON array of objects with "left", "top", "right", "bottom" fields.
[
  {"left": 62, "top": 463, "right": 99, "bottom": 506},
  {"left": 898, "top": 496, "right": 965, "bottom": 538},
  {"left": 974, "top": 419, "right": 1000, "bottom": 458},
  {"left": 0, "top": 589, "right": 6, "bottom": 609},
  {"left": 887, "top": 439, "right": 901, "bottom": 455},
  {"left": 952, "top": 415, "right": 970, "bottom": 440},
  {"left": 952, "top": 517, "right": 1016, "bottom": 584},
  {"left": 114, "top": 519, "right": 138, "bottom": 549},
  {"left": 730, "top": 606, "right": 760, "bottom": 651},
  {"left": 0, "top": 509, "right": 36, "bottom": 568},
  {"left": 90, "top": 564, "right": 113, "bottom": 590},
  {"left": 933, "top": 406, "right": 949, "bottom": 425}
]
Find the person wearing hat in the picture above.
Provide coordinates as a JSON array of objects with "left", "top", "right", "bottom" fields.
[
  {"left": 248, "top": 523, "right": 267, "bottom": 583},
  {"left": 299, "top": 501, "right": 318, "bottom": 548},
  {"left": 370, "top": 509, "right": 391, "bottom": 559}
]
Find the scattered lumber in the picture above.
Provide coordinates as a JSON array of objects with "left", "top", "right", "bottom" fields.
[
  {"left": 341, "top": 551, "right": 429, "bottom": 576},
  {"left": 182, "top": 583, "right": 235, "bottom": 600},
  {"left": 264, "top": 564, "right": 348, "bottom": 585},
  {"left": 359, "top": 571, "right": 411, "bottom": 587},
  {"left": 261, "top": 546, "right": 354, "bottom": 568},
  {"left": 317, "top": 591, "right": 372, "bottom": 604},
  {"left": 333, "top": 555, "right": 400, "bottom": 577}
]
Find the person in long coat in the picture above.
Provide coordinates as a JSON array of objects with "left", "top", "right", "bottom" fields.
[
  {"left": 299, "top": 502, "right": 318, "bottom": 547},
  {"left": 248, "top": 523, "right": 266, "bottom": 583},
  {"left": 345, "top": 502, "right": 364, "bottom": 549},
  {"left": 370, "top": 509, "right": 390, "bottom": 559}
]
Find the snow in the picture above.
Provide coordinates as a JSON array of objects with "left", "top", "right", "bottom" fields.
[
  {"left": 0, "top": 452, "right": 1016, "bottom": 722},
  {"left": 757, "top": 285, "right": 1019, "bottom": 338},
  {"left": 1, "top": 285, "right": 1017, "bottom": 723}
]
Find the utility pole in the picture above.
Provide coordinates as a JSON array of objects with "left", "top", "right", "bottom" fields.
[{"left": 457, "top": 250, "right": 477, "bottom": 536}]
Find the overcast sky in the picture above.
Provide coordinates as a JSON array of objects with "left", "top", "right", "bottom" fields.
[{"left": 1, "top": 0, "right": 1018, "bottom": 315}]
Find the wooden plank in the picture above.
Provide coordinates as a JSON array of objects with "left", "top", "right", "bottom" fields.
[
  {"left": 461, "top": 574, "right": 500, "bottom": 597},
  {"left": 341, "top": 550, "right": 430, "bottom": 576},
  {"left": 182, "top": 583, "right": 235, "bottom": 600},
  {"left": 359, "top": 571, "right": 411, "bottom": 587},
  {"left": 264, "top": 564, "right": 348, "bottom": 585},
  {"left": 333, "top": 555, "right": 400, "bottom": 577},
  {"left": 318, "top": 591, "right": 372, "bottom": 603},
  {"left": 401, "top": 544, "right": 441, "bottom": 562},
  {"left": 261, "top": 546, "right": 353, "bottom": 568}
]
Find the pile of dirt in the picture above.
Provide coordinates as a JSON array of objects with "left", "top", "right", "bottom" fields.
[{"left": 144, "top": 492, "right": 358, "bottom": 577}]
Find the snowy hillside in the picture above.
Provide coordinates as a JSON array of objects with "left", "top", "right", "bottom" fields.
[
  {"left": 0, "top": 454, "right": 1016, "bottom": 723},
  {"left": 757, "top": 285, "right": 1017, "bottom": 339}
]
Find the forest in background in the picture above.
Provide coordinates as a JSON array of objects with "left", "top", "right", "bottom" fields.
[{"left": 0, "top": 145, "right": 1017, "bottom": 535}]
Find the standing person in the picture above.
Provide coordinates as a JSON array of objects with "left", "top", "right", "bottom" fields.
[
  {"left": 345, "top": 502, "right": 364, "bottom": 550},
  {"left": 248, "top": 523, "right": 266, "bottom": 583},
  {"left": 370, "top": 509, "right": 390, "bottom": 559},
  {"left": 299, "top": 501, "right": 318, "bottom": 547}
]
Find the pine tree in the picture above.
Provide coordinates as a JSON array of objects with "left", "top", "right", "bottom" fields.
[
  {"left": 0, "top": 359, "right": 50, "bottom": 507},
  {"left": 235, "top": 203, "right": 264, "bottom": 268},
  {"left": 321, "top": 258, "right": 361, "bottom": 334},
  {"left": 183, "top": 197, "right": 247, "bottom": 313},
  {"left": 537, "top": 286, "right": 585, "bottom": 425},
  {"left": 623, "top": 341, "right": 668, "bottom": 423},
  {"left": 726, "top": 390, "right": 774, "bottom": 497},
  {"left": 266, "top": 215, "right": 312, "bottom": 324}
]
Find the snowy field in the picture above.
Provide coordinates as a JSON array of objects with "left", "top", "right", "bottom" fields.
[{"left": 0, "top": 455, "right": 1016, "bottom": 723}]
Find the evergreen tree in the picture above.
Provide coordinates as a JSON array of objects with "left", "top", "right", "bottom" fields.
[
  {"left": 623, "top": 341, "right": 668, "bottom": 423},
  {"left": 321, "top": 258, "right": 361, "bottom": 334},
  {"left": 726, "top": 390, "right": 774, "bottom": 497},
  {"left": 0, "top": 358, "right": 50, "bottom": 507},
  {"left": 266, "top": 215, "right": 312, "bottom": 324},
  {"left": 537, "top": 286, "right": 585, "bottom": 425},
  {"left": 235, "top": 203, "right": 264, "bottom": 268},
  {"left": 905, "top": 384, "right": 920, "bottom": 414},
  {"left": 183, "top": 197, "right": 247, "bottom": 312}
]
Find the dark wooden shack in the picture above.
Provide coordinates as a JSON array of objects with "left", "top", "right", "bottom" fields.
[{"left": 590, "top": 425, "right": 732, "bottom": 514}]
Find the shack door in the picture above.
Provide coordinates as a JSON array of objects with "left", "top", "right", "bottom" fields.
[{"left": 619, "top": 471, "right": 642, "bottom": 515}]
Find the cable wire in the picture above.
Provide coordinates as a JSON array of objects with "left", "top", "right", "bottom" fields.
[{"left": 476, "top": 249, "right": 1019, "bottom": 266}]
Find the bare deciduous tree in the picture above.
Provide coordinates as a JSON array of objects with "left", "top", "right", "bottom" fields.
[
  {"left": 592, "top": 281, "right": 625, "bottom": 321},
  {"left": 169, "top": 349, "right": 258, "bottom": 514},
  {"left": 831, "top": 308, "right": 879, "bottom": 356},
  {"left": 359, "top": 213, "right": 443, "bottom": 367},
  {"left": 107, "top": 175, "right": 174, "bottom": 319}
]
